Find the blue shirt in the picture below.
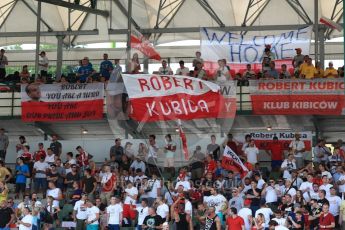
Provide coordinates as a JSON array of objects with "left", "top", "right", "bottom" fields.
[
  {"left": 266, "top": 69, "right": 279, "bottom": 79},
  {"left": 77, "top": 65, "right": 94, "bottom": 82},
  {"left": 15, "top": 164, "right": 29, "bottom": 184},
  {"left": 99, "top": 60, "right": 114, "bottom": 79}
]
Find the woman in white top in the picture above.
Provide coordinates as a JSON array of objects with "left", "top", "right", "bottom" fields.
[
  {"left": 129, "top": 53, "right": 141, "bottom": 74},
  {"left": 214, "top": 59, "right": 231, "bottom": 83},
  {"left": 18, "top": 207, "right": 32, "bottom": 230},
  {"left": 46, "top": 181, "right": 62, "bottom": 208}
]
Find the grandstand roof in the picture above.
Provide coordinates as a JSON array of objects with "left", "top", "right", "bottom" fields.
[{"left": 0, "top": 0, "right": 343, "bottom": 46}]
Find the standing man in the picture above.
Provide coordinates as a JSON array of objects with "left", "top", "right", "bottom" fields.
[
  {"left": 0, "top": 128, "right": 9, "bottom": 161},
  {"left": 33, "top": 156, "right": 49, "bottom": 195},
  {"left": 288, "top": 133, "right": 305, "bottom": 169},
  {"left": 99, "top": 53, "right": 114, "bottom": 81},
  {"left": 207, "top": 135, "right": 220, "bottom": 161},
  {"left": 0, "top": 49, "right": 8, "bottom": 82},
  {"left": 100, "top": 165, "right": 116, "bottom": 205},
  {"left": 73, "top": 193, "right": 88, "bottom": 230},
  {"left": 266, "top": 136, "right": 284, "bottom": 172},
  {"left": 292, "top": 48, "right": 304, "bottom": 68},
  {"left": 50, "top": 134, "right": 62, "bottom": 157},
  {"left": 244, "top": 140, "right": 259, "bottom": 166},
  {"left": 85, "top": 200, "right": 100, "bottom": 230},
  {"left": 106, "top": 196, "right": 123, "bottom": 230},
  {"left": 83, "top": 168, "right": 97, "bottom": 201},
  {"left": 109, "top": 59, "right": 122, "bottom": 82},
  {"left": 109, "top": 138, "right": 124, "bottom": 164},
  {"left": 226, "top": 207, "right": 245, "bottom": 230},
  {"left": 0, "top": 200, "right": 15, "bottom": 229},
  {"left": 38, "top": 51, "right": 49, "bottom": 79},
  {"left": 164, "top": 134, "right": 176, "bottom": 177}
]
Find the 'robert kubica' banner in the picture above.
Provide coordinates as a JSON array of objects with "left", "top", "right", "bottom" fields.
[
  {"left": 250, "top": 79, "right": 345, "bottom": 115},
  {"left": 21, "top": 83, "right": 104, "bottom": 121}
]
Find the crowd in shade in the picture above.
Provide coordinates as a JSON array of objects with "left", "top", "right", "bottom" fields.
[{"left": 0, "top": 127, "right": 345, "bottom": 230}]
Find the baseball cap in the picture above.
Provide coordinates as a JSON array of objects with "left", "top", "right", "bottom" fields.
[{"left": 295, "top": 48, "right": 302, "bottom": 51}]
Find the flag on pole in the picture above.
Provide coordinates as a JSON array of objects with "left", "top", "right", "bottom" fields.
[
  {"left": 222, "top": 145, "right": 249, "bottom": 178},
  {"left": 130, "top": 27, "right": 161, "bottom": 61},
  {"left": 177, "top": 119, "right": 188, "bottom": 160},
  {"left": 320, "top": 16, "right": 343, "bottom": 32}
]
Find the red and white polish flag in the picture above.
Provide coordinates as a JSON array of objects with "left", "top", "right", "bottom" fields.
[
  {"left": 320, "top": 16, "right": 343, "bottom": 31},
  {"left": 130, "top": 27, "right": 161, "bottom": 61},
  {"left": 222, "top": 145, "right": 249, "bottom": 178}
]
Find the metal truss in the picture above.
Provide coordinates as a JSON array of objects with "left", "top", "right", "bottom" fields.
[
  {"left": 113, "top": 0, "right": 139, "bottom": 29},
  {"left": 241, "top": 0, "right": 271, "bottom": 35},
  {"left": 196, "top": 0, "right": 224, "bottom": 27},
  {"left": 285, "top": 0, "right": 312, "bottom": 24},
  {"left": 0, "top": 0, "right": 17, "bottom": 29},
  {"left": 36, "top": 0, "right": 109, "bottom": 17},
  {"left": 22, "top": 0, "right": 53, "bottom": 31},
  {"left": 325, "top": 0, "right": 343, "bottom": 39},
  {"left": 153, "top": 0, "right": 186, "bottom": 43}
]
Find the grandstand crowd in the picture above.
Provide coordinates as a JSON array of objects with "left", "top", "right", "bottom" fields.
[
  {"left": 0, "top": 46, "right": 344, "bottom": 88},
  {"left": 0, "top": 128, "right": 344, "bottom": 230}
]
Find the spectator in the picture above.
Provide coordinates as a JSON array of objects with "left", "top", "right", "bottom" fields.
[
  {"left": 33, "top": 142, "right": 46, "bottom": 162},
  {"left": 265, "top": 61, "right": 279, "bottom": 79},
  {"left": 315, "top": 62, "right": 324, "bottom": 78},
  {"left": 279, "top": 64, "right": 291, "bottom": 79},
  {"left": 15, "top": 157, "right": 30, "bottom": 199},
  {"left": 76, "top": 146, "right": 91, "bottom": 170},
  {"left": 214, "top": 59, "right": 231, "bottom": 83},
  {"left": 292, "top": 48, "right": 304, "bottom": 68},
  {"left": 244, "top": 140, "right": 259, "bottom": 166},
  {"left": 50, "top": 134, "right": 62, "bottom": 157},
  {"left": 17, "top": 207, "right": 32, "bottom": 230},
  {"left": 319, "top": 203, "right": 335, "bottom": 230},
  {"left": 38, "top": 51, "right": 49, "bottom": 79},
  {"left": 134, "top": 198, "right": 149, "bottom": 229},
  {"left": 158, "top": 60, "right": 173, "bottom": 75},
  {"left": 109, "top": 59, "right": 122, "bottom": 82},
  {"left": 262, "top": 46, "right": 275, "bottom": 72},
  {"left": 147, "top": 135, "right": 159, "bottom": 175},
  {"left": 83, "top": 168, "right": 97, "bottom": 201},
  {"left": 175, "top": 60, "right": 190, "bottom": 76},
  {"left": 229, "top": 187, "right": 244, "bottom": 212},
  {"left": 85, "top": 199, "right": 100, "bottom": 230},
  {"left": 299, "top": 57, "right": 316, "bottom": 79},
  {"left": 324, "top": 61, "right": 338, "bottom": 78},
  {"left": 238, "top": 199, "right": 252, "bottom": 230},
  {"left": 106, "top": 196, "right": 123, "bottom": 230},
  {"left": 313, "top": 139, "right": 331, "bottom": 168},
  {"left": 109, "top": 138, "right": 124, "bottom": 164},
  {"left": 192, "top": 60, "right": 207, "bottom": 80},
  {"left": 32, "top": 156, "right": 49, "bottom": 195},
  {"left": 266, "top": 136, "right": 284, "bottom": 172},
  {"left": 0, "top": 49, "right": 8, "bottom": 82},
  {"left": 44, "top": 148, "right": 55, "bottom": 165},
  {"left": 0, "top": 160, "right": 11, "bottom": 183},
  {"left": 99, "top": 53, "right": 114, "bottom": 80},
  {"left": 77, "top": 58, "right": 96, "bottom": 83},
  {"left": 192, "top": 51, "right": 204, "bottom": 67},
  {"left": 164, "top": 134, "right": 176, "bottom": 177},
  {"left": 129, "top": 53, "right": 141, "bottom": 74},
  {"left": 19, "top": 65, "right": 30, "bottom": 82},
  {"left": 203, "top": 206, "right": 221, "bottom": 230},
  {"left": 155, "top": 196, "right": 169, "bottom": 222},
  {"left": 100, "top": 165, "right": 116, "bottom": 205},
  {"left": 73, "top": 193, "right": 88, "bottom": 230},
  {"left": 242, "top": 64, "right": 256, "bottom": 79},
  {"left": 142, "top": 207, "right": 163, "bottom": 229},
  {"left": 0, "top": 128, "right": 9, "bottom": 161},
  {"left": 0, "top": 200, "right": 15, "bottom": 229},
  {"left": 288, "top": 133, "right": 305, "bottom": 169}
]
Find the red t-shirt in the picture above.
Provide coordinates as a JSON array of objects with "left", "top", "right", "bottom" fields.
[
  {"left": 269, "top": 142, "right": 283, "bottom": 160},
  {"left": 319, "top": 213, "right": 335, "bottom": 230},
  {"left": 226, "top": 216, "right": 244, "bottom": 230},
  {"left": 227, "top": 141, "right": 238, "bottom": 154},
  {"left": 206, "top": 160, "right": 216, "bottom": 172},
  {"left": 34, "top": 149, "right": 46, "bottom": 161}
]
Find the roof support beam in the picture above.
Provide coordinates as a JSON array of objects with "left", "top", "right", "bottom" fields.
[
  {"left": 0, "top": 29, "right": 98, "bottom": 37},
  {"left": 35, "top": 0, "right": 109, "bottom": 17},
  {"left": 196, "top": 0, "right": 224, "bottom": 27},
  {"left": 22, "top": 0, "right": 53, "bottom": 31},
  {"left": 241, "top": 0, "right": 271, "bottom": 35},
  {"left": 0, "top": 0, "right": 17, "bottom": 30},
  {"left": 285, "top": 0, "right": 312, "bottom": 24},
  {"left": 70, "top": 12, "right": 90, "bottom": 45},
  {"left": 112, "top": 0, "right": 139, "bottom": 29},
  {"left": 325, "top": 0, "right": 343, "bottom": 39}
]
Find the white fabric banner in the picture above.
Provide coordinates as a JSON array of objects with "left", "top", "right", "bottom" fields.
[{"left": 200, "top": 27, "right": 312, "bottom": 63}]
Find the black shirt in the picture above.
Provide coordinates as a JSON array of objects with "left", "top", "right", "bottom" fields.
[
  {"left": 318, "top": 198, "right": 329, "bottom": 207},
  {"left": 246, "top": 188, "right": 261, "bottom": 206},
  {"left": 143, "top": 214, "right": 163, "bottom": 229},
  {"left": 0, "top": 207, "right": 13, "bottom": 228},
  {"left": 65, "top": 172, "right": 80, "bottom": 188},
  {"left": 50, "top": 141, "right": 62, "bottom": 156},
  {"left": 175, "top": 213, "right": 189, "bottom": 230},
  {"left": 83, "top": 176, "right": 97, "bottom": 193}
]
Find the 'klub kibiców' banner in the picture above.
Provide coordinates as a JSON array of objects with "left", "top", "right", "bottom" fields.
[
  {"left": 250, "top": 79, "right": 345, "bottom": 115},
  {"left": 244, "top": 131, "right": 312, "bottom": 151},
  {"left": 121, "top": 74, "right": 236, "bottom": 122},
  {"left": 21, "top": 83, "right": 104, "bottom": 121}
]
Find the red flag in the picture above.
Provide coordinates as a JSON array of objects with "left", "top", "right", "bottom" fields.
[
  {"left": 320, "top": 16, "right": 343, "bottom": 32},
  {"left": 179, "top": 126, "right": 188, "bottom": 160},
  {"left": 222, "top": 145, "right": 249, "bottom": 178},
  {"left": 130, "top": 27, "right": 161, "bottom": 61}
]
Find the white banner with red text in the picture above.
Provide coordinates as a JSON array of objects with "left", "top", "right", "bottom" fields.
[
  {"left": 119, "top": 74, "right": 236, "bottom": 122},
  {"left": 21, "top": 83, "right": 104, "bottom": 121},
  {"left": 250, "top": 79, "right": 345, "bottom": 115}
]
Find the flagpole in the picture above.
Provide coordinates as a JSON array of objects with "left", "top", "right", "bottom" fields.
[{"left": 126, "top": 0, "right": 132, "bottom": 73}]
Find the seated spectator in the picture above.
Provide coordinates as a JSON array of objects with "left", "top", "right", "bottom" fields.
[
  {"left": 324, "top": 61, "right": 338, "bottom": 78},
  {"left": 213, "top": 59, "right": 231, "bottom": 83},
  {"left": 338, "top": 66, "right": 344, "bottom": 77},
  {"left": 129, "top": 53, "right": 141, "bottom": 74},
  {"left": 175, "top": 60, "right": 190, "bottom": 76},
  {"left": 299, "top": 57, "right": 316, "bottom": 79},
  {"left": 77, "top": 58, "right": 95, "bottom": 83},
  {"left": 279, "top": 64, "right": 291, "bottom": 79},
  {"left": 265, "top": 61, "right": 279, "bottom": 79},
  {"left": 19, "top": 65, "right": 30, "bottom": 81},
  {"left": 242, "top": 64, "right": 256, "bottom": 79},
  {"left": 192, "top": 51, "right": 204, "bottom": 67},
  {"left": 192, "top": 61, "right": 207, "bottom": 80},
  {"left": 315, "top": 62, "right": 324, "bottom": 78},
  {"left": 158, "top": 60, "right": 173, "bottom": 75}
]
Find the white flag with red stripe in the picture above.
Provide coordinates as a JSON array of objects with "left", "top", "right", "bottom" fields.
[
  {"left": 222, "top": 145, "right": 248, "bottom": 178},
  {"left": 320, "top": 16, "right": 343, "bottom": 32},
  {"left": 130, "top": 27, "right": 161, "bottom": 60}
]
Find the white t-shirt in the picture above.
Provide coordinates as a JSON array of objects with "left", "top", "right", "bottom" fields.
[
  {"left": 65, "top": 158, "right": 76, "bottom": 174},
  {"left": 299, "top": 181, "right": 313, "bottom": 201},
  {"left": 175, "top": 180, "right": 191, "bottom": 191},
  {"left": 130, "top": 161, "right": 146, "bottom": 174},
  {"left": 272, "top": 217, "right": 286, "bottom": 226},
  {"left": 45, "top": 154, "right": 55, "bottom": 164},
  {"left": 124, "top": 187, "right": 138, "bottom": 204},
  {"left": 204, "top": 194, "right": 227, "bottom": 214},
  {"left": 157, "top": 203, "right": 169, "bottom": 219},
  {"left": 106, "top": 204, "right": 123, "bottom": 225},
  {"left": 257, "top": 179, "right": 266, "bottom": 190},
  {"left": 320, "top": 184, "right": 333, "bottom": 197},
  {"left": 245, "top": 147, "right": 259, "bottom": 164},
  {"left": 281, "top": 186, "right": 296, "bottom": 198},
  {"left": 86, "top": 206, "right": 100, "bottom": 225},
  {"left": 33, "top": 161, "right": 49, "bottom": 178},
  {"left": 39, "top": 56, "right": 49, "bottom": 71},
  {"left": 275, "top": 226, "right": 289, "bottom": 230},
  {"left": 280, "top": 160, "right": 296, "bottom": 179},
  {"left": 321, "top": 171, "right": 332, "bottom": 180},
  {"left": 289, "top": 140, "right": 305, "bottom": 158},
  {"left": 327, "top": 195, "right": 341, "bottom": 216},
  {"left": 176, "top": 67, "right": 190, "bottom": 76},
  {"left": 338, "top": 174, "right": 345, "bottom": 193},
  {"left": 19, "top": 214, "right": 33, "bottom": 230},
  {"left": 136, "top": 206, "right": 149, "bottom": 225},
  {"left": 185, "top": 200, "right": 193, "bottom": 217},
  {"left": 238, "top": 207, "right": 252, "bottom": 230},
  {"left": 74, "top": 200, "right": 88, "bottom": 220},
  {"left": 46, "top": 188, "right": 61, "bottom": 207},
  {"left": 265, "top": 186, "right": 278, "bottom": 203},
  {"left": 147, "top": 179, "right": 161, "bottom": 198},
  {"left": 255, "top": 207, "right": 273, "bottom": 227},
  {"left": 158, "top": 66, "right": 172, "bottom": 75}
]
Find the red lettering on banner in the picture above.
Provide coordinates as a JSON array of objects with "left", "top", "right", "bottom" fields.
[
  {"left": 150, "top": 76, "right": 161, "bottom": 90},
  {"left": 161, "top": 76, "right": 172, "bottom": 90},
  {"left": 139, "top": 79, "right": 149, "bottom": 91},
  {"left": 184, "top": 78, "right": 193, "bottom": 90},
  {"left": 258, "top": 81, "right": 305, "bottom": 91},
  {"left": 309, "top": 81, "right": 345, "bottom": 90}
]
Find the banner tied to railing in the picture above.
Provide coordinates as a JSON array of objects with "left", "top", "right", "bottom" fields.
[
  {"left": 118, "top": 74, "right": 236, "bottom": 122},
  {"left": 249, "top": 79, "right": 345, "bottom": 115},
  {"left": 21, "top": 83, "right": 104, "bottom": 121}
]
